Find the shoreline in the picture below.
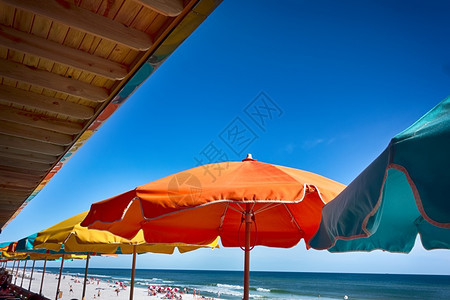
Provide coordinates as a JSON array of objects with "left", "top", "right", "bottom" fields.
[{"left": 10, "top": 269, "right": 217, "bottom": 300}]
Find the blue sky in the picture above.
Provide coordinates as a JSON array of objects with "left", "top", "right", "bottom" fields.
[{"left": 2, "top": 0, "right": 450, "bottom": 274}]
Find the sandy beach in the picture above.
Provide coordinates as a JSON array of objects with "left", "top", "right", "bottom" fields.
[{"left": 12, "top": 270, "right": 204, "bottom": 300}]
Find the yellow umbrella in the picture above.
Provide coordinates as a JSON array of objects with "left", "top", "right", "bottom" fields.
[
  {"left": 33, "top": 211, "right": 219, "bottom": 300},
  {"left": 34, "top": 211, "right": 218, "bottom": 254},
  {"left": 1, "top": 249, "right": 86, "bottom": 297}
]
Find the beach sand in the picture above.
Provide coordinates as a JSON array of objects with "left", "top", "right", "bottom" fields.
[{"left": 13, "top": 270, "right": 204, "bottom": 300}]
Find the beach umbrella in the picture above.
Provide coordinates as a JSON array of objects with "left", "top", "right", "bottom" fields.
[
  {"left": 33, "top": 211, "right": 219, "bottom": 300},
  {"left": 1, "top": 246, "right": 85, "bottom": 297},
  {"left": 309, "top": 97, "right": 450, "bottom": 252},
  {"left": 14, "top": 233, "right": 87, "bottom": 298},
  {"left": 13, "top": 234, "right": 88, "bottom": 297},
  {"left": 81, "top": 155, "right": 345, "bottom": 300}
]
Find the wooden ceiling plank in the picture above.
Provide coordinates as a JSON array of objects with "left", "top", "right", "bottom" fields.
[
  {"left": 0, "top": 135, "right": 66, "bottom": 156},
  {"left": 0, "top": 197, "right": 27, "bottom": 206},
  {"left": 3, "top": 0, "right": 153, "bottom": 51},
  {"left": 96, "top": 0, "right": 125, "bottom": 18},
  {"left": 13, "top": 6, "right": 34, "bottom": 32},
  {"left": 0, "top": 25, "right": 129, "bottom": 79},
  {"left": 0, "top": 209, "right": 20, "bottom": 216},
  {"left": 0, "top": 105, "right": 83, "bottom": 135},
  {"left": 0, "top": 192, "right": 32, "bottom": 202},
  {"left": 131, "top": 8, "right": 158, "bottom": 32},
  {"left": 0, "top": 157, "right": 51, "bottom": 173},
  {"left": 147, "top": 13, "right": 170, "bottom": 37},
  {"left": 0, "top": 189, "right": 34, "bottom": 200},
  {"left": 0, "top": 147, "right": 56, "bottom": 164},
  {"left": 0, "top": 179, "right": 40, "bottom": 189},
  {"left": 0, "top": 163, "right": 48, "bottom": 177},
  {"left": 0, "top": 187, "right": 35, "bottom": 197},
  {"left": 115, "top": 1, "right": 143, "bottom": 27},
  {"left": 0, "top": 85, "right": 94, "bottom": 119},
  {"left": 134, "top": 0, "right": 183, "bottom": 17},
  {"left": 0, "top": 59, "right": 109, "bottom": 102},
  {"left": 0, "top": 171, "right": 41, "bottom": 184},
  {"left": 0, "top": 3, "right": 15, "bottom": 26},
  {"left": 29, "top": 14, "right": 52, "bottom": 39},
  {"left": 0, "top": 120, "right": 73, "bottom": 146}
]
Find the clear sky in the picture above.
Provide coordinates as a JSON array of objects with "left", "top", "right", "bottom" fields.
[{"left": 2, "top": 0, "right": 450, "bottom": 274}]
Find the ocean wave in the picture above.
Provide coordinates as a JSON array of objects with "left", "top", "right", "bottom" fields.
[
  {"left": 85, "top": 274, "right": 112, "bottom": 279},
  {"left": 216, "top": 283, "right": 243, "bottom": 290},
  {"left": 196, "top": 285, "right": 243, "bottom": 297},
  {"left": 256, "top": 287, "right": 271, "bottom": 292}
]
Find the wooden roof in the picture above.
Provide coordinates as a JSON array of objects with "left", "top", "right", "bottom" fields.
[{"left": 0, "top": 0, "right": 221, "bottom": 230}]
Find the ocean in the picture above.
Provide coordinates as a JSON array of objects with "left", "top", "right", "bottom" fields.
[{"left": 42, "top": 267, "right": 450, "bottom": 299}]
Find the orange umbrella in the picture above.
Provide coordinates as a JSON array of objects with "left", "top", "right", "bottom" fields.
[{"left": 82, "top": 154, "right": 345, "bottom": 299}]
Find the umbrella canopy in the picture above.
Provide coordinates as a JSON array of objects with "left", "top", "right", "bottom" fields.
[
  {"left": 81, "top": 156, "right": 345, "bottom": 247},
  {"left": 1, "top": 249, "right": 85, "bottom": 260},
  {"left": 81, "top": 155, "right": 345, "bottom": 299},
  {"left": 309, "top": 97, "right": 450, "bottom": 253},
  {"left": 34, "top": 211, "right": 219, "bottom": 254}
]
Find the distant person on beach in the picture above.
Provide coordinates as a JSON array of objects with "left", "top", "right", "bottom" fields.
[{"left": 69, "top": 284, "right": 73, "bottom": 293}]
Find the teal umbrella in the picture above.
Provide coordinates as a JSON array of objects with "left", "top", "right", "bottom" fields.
[{"left": 310, "top": 97, "right": 450, "bottom": 252}]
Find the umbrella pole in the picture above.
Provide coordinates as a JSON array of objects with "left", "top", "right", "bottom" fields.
[
  {"left": 243, "top": 206, "right": 252, "bottom": 300},
  {"left": 20, "top": 259, "right": 27, "bottom": 288},
  {"left": 28, "top": 260, "right": 35, "bottom": 292},
  {"left": 14, "top": 260, "right": 20, "bottom": 285},
  {"left": 39, "top": 257, "right": 47, "bottom": 296},
  {"left": 82, "top": 253, "right": 90, "bottom": 300},
  {"left": 130, "top": 245, "right": 137, "bottom": 300},
  {"left": 55, "top": 254, "right": 64, "bottom": 300}
]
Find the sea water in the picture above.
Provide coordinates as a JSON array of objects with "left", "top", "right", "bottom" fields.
[{"left": 42, "top": 268, "right": 450, "bottom": 299}]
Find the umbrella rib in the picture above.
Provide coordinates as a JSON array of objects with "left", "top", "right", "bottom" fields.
[
  {"left": 139, "top": 199, "right": 309, "bottom": 222},
  {"left": 235, "top": 202, "right": 245, "bottom": 212},
  {"left": 253, "top": 203, "right": 282, "bottom": 215},
  {"left": 219, "top": 203, "right": 230, "bottom": 229},
  {"left": 227, "top": 204, "right": 242, "bottom": 214},
  {"left": 283, "top": 203, "right": 302, "bottom": 233}
]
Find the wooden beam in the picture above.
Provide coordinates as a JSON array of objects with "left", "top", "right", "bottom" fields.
[
  {"left": 0, "top": 164, "right": 46, "bottom": 177},
  {"left": 0, "top": 135, "right": 66, "bottom": 156},
  {"left": 0, "top": 200, "right": 24, "bottom": 209},
  {"left": 0, "top": 59, "right": 109, "bottom": 102},
  {"left": 0, "top": 210, "right": 19, "bottom": 216},
  {"left": 3, "top": 0, "right": 153, "bottom": 51},
  {"left": 0, "top": 87, "right": 94, "bottom": 120},
  {"left": 134, "top": 0, "right": 183, "bottom": 17},
  {"left": 0, "top": 147, "right": 57, "bottom": 164},
  {"left": 0, "top": 85, "right": 94, "bottom": 120},
  {"left": 0, "top": 187, "right": 35, "bottom": 198},
  {"left": 0, "top": 120, "right": 73, "bottom": 145},
  {"left": 0, "top": 178, "right": 40, "bottom": 189},
  {"left": 0, "top": 173, "right": 40, "bottom": 187},
  {"left": 0, "top": 156, "right": 52, "bottom": 172},
  {"left": 0, "top": 105, "right": 83, "bottom": 135},
  {"left": 0, "top": 25, "right": 129, "bottom": 80},
  {"left": 0, "top": 171, "right": 41, "bottom": 186}
]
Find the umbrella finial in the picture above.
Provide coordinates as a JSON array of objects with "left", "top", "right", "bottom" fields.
[{"left": 242, "top": 154, "right": 256, "bottom": 162}]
